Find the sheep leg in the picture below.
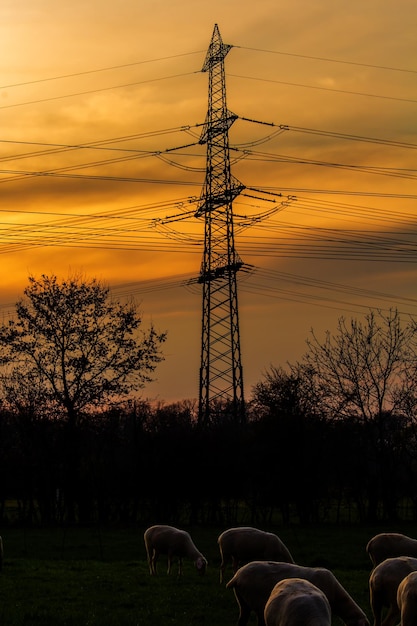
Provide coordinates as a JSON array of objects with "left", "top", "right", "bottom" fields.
[
  {"left": 146, "top": 552, "right": 152, "bottom": 575},
  {"left": 167, "top": 555, "right": 172, "bottom": 575},
  {"left": 178, "top": 557, "right": 183, "bottom": 577},
  {"left": 145, "top": 542, "right": 153, "bottom": 575},
  {"left": 381, "top": 605, "right": 400, "bottom": 626},
  {"left": 148, "top": 548, "right": 158, "bottom": 575},
  {"left": 235, "top": 593, "right": 253, "bottom": 626},
  {"left": 370, "top": 590, "right": 385, "bottom": 626},
  {"left": 255, "top": 609, "right": 266, "bottom": 626},
  {"left": 219, "top": 560, "right": 226, "bottom": 584}
]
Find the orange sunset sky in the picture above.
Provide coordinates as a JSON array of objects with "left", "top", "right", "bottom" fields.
[{"left": 1, "top": 0, "right": 416, "bottom": 403}]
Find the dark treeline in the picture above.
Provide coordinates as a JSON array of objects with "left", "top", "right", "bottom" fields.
[
  {"left": 1, "top": 285, "right": 416, "bottom": 528},
  {"left": 1, "top": 396, "right": 417, "bottom": 528}
]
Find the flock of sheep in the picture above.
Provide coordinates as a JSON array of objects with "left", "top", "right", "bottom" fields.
[
  {"left": 3, "top": 527, "right": 417, "bottom": 624},
  {"left": 144, "top": 524, "right": 417, "bottom": 626}
]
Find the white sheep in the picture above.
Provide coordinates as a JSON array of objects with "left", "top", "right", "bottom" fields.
[
  {"left": 218, "top": 526, "right": 295, "bottom": 584},
  {"left": 264, "top": 577, "right": 332, "bottom": 626},
  {"left": 226, "top": 560, "right": 369, "bottom": 626},
  {"left": 369, "top": 556, "right": 417, "bottom": 626},
  {"left": 143, "top": 524, "right": 207, "bottom": 576},
  {"left": 397, "top": 570, "right": 417, "bottom": 626},
  {"left": 366, "top": 533, "right": 417, "bottom": 568}
]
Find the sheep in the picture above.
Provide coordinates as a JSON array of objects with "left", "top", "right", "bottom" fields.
[
  {"left": 143, "top": 524, "right": 207, "bottom": 576},
  {"left": 218, "top": 526, "right": 295, "bottom": 584},
  {"left": 226, "top": 560, "right": 369, "bottom": 626},
  {"left": 366, "top": 533, "right": 417, "bottom": 568},
  {"left": 264, "top": 577, "right": 332, "bottom": 626},
  {"left": 396, "top": 570, "right": 417, "bottom": 626},
  {"left": 369, "top": 556, "right": 417, "bottom": 626}
]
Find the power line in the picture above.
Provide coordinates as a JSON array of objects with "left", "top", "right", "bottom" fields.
[
  {"left": 286, "top": 125, "right": 417, "bottom": 150},
  {"left": 229, "top": 73, "right": 417, "bottom": 104},
  {"left": 0, "top": 39, "right": 415, "bottom": 326},
  {"left": 238, "top": 119, "right": 417, "bottom": 150},
  {"left": 0, "top": 71, "right": 199, "bottom": 110},
  {"left": 1, "top": 266, "right": 412, "bottom": 321},
  {"left": 0, "top": 169, "right": 201, "bottom": 186},
  {"left": 2, "top": 119, "right": 414, "bottom": 175},
  {"left": 235, "top": 46, "right": 417, "bottom": 74},
  {"left": 259, "top": 187, "right": 417, "bottom": 199},
  {"left": 0, "top": 125, "right": 202, "bottom": 162},
  {"left": 238, "top": 149, "right": 417, "bottom": 180},
  {"left": 1, "top": 141, "right": 414, "bottom": 187},
  {"left": 0, "top": 51, "right": 204, "bottom": 90},
  {"left": 4, "top": 44, "right": 414, "bottom": 97}
]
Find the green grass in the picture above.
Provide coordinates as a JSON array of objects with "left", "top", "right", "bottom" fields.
[{"left": 0, "top": 522, "right": 401, "bottom": 625}]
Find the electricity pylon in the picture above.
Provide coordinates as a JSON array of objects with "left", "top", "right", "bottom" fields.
[{"left": 195, "top": 24, "right": 245, "bottom": 425}]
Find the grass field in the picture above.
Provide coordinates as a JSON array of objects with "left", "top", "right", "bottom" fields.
[{"left": 0, "top": 522, "right": 404, "bottom": 625}]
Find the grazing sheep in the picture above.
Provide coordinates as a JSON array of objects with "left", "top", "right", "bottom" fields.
[
  {"left": 264, "top": 578, "right": 332, "bottom": 626},
  {"left": 366, "top": 533, "right": 417, "bottom": 568},
  {"left": 218, "top": 527, "right": 295, "bottom": 584},
  {"left": 226, "top": 560, "right": 369, "bottom": 626},
  {"left": 397, "top": 570, "right": 417, "bottom": 626},
  {"left": 369, "top": 556, "right": 417, "bottom": 626},
  {"left": 143, "top": 524, "right": 207, "bottom": 576}
]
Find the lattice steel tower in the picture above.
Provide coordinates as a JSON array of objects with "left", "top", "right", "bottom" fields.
[{"left": 195, "top": 24, "right": 245, "bottom": 425}]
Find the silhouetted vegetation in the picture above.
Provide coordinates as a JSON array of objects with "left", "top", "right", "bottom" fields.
[
  {"left": 1, "top": 296, "right": 417, "bottom": 527},
  {"left": 0, "top": 389, "right": 417, "bottom": 526}
]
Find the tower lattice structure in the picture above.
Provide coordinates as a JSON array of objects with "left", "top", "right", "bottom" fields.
[{"left": 195, "top": 24, "right": 245, "bottom": 424}]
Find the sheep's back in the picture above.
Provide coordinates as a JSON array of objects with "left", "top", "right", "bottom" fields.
[
  {"left": 219, "top": 527, "right": 292, "bottom": 562},
  {"left": 144, "top": 525, "right": 187, "bottom": 553},
  {"left": 264, "top": 578, "right": 331, "bottom": 626},
  {"left": 370, "top": 556, "right": 417, "bottom": 604},
  {"left": 227, "top": 561, "right": 316, "bottom": 617},
  {"left": 367, "top": 533, "right": 417, "bottom": 566}
]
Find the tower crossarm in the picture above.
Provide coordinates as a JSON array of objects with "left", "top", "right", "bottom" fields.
[
  {"left": 197, "top": 260, "right": 244, "bottom": 284},
  {"left": 195, "top": 177, "right": 245, "bottom": 217},
  {"left": 199, "top": 110, "right": 238, "bottom": 144}
]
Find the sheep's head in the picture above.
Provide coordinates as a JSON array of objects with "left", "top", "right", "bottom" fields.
[{"left": 196, "top": 556, "right": 207, "bottom": 575}]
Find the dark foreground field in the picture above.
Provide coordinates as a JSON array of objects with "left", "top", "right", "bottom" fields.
[{"left": 0, "top": 522, "right": 405, "bottom": 625}]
